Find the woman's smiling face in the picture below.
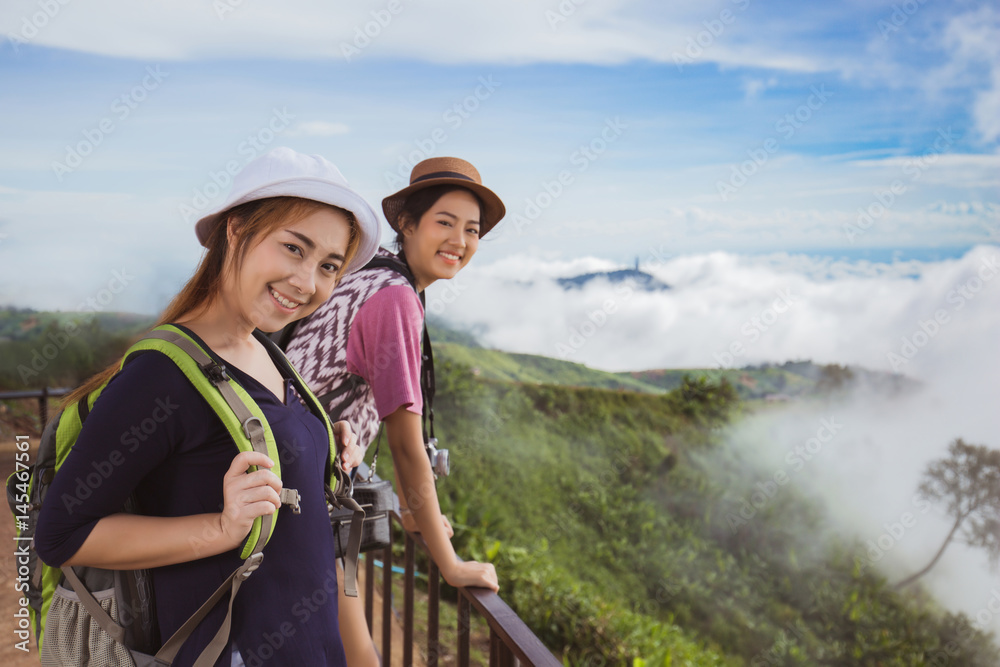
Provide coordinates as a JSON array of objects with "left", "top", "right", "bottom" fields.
[
  {"left": 227, "top": 206, "right": 352, "bottom": 332},
  {"left": 401, "top": 188, "right": 481, "bottom": 291}
]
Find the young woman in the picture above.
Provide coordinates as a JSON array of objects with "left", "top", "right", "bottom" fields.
[
  {"left": 284, "top": 156, "right": 505, "bottom": 665},
  {"left": 35, "top": 147, "right": 382, "bottom": 666}
]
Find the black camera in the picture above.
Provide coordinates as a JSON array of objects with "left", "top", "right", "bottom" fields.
[{"left": 425, "top": 438, "right": 449, "bottom": 478}]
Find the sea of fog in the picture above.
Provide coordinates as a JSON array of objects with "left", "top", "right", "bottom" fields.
[{"left": 428, "top": 244, "right": 1000, "bottom": 634}]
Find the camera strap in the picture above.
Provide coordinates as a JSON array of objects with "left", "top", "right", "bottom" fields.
[
  {"left": 418, "top": 289, "right": 436, "bottom": 444},
  {"left": 366, "top": 251, "right": 436, "bottom": 445}
]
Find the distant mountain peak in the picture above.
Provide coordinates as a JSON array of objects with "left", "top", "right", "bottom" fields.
[{"left": 556, "top": 268, "right": 670, "bottom": 292}]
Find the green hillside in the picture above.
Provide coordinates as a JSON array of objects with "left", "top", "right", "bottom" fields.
[
  {"left": 435, "top": 341, "right": 663, "bottom": 394},
  {"left": 2, "top": 309, "right": 991, "bottom": 664},
  {"left": 624, "top": 362, "right": 919, "bottom": 400},
  {"left": 0, "top": 308, "right": 156, "bottom": 389},
  {"left": 0, "top": 307, "right": 154, "bottom": 342},
  {"left": 433, "top": 332, "right": 914, "bottom": 402},
  {"left": 1, "top": 308, "right": 913, "bottom": 401},
  {"left": 395, "top": 362, "right": 998, "bottom": 665}
]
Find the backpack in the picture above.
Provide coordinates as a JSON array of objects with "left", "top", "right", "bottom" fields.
[{"left": 6, "top": 324, "right": 365, "bottom": 667}]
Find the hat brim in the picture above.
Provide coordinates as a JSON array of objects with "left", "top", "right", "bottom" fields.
[
  {"left": 382, "top": 178, "right": 506, "bottom": 238},
  {"left": 194, "top": 178, "right": 381, "bottom": 275}
]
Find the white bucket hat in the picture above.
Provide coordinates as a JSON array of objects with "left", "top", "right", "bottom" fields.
[{"left": 194, "top": 147, "right": 381, "bottom": 275}]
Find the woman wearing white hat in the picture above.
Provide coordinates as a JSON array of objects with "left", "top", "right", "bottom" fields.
[
  {"left": 285, "top": 156, "right": 505, "bottom": 665},
  {"left": 36, "top": 147, "right": 381, "bottom": 666}
]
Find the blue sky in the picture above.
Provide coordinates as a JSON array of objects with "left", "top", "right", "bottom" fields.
[
  {"left": 4, "top": 1, "right": 999, "bottom": 623},
  {"left": 0, "top": 0, "right": 998, "bottom": 314}
]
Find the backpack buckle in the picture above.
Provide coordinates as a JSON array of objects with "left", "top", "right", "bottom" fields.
[
  {"left": 242, "top": 416, "right": 264, "bottom": 441},
  {"left": 200, "top": 361, "right": 230, "bottom": 384},
  {"left": 279, "top": 488, "right": 301, "bottom": 514},
  {"left": 239, "top": 552, "right": 264, "bottom": 580}
]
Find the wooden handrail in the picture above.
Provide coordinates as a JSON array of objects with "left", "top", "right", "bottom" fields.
[
  {"left": 0, "top": 386, "right": 70, "bottom": 426},
  {"left": 374, "top": 508, "right": 562, "bottom": 667},
  {"left": 0, "top": 388, "right": 69, "bottom": 400}
]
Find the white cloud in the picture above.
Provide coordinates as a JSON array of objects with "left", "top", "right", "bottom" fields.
[
  {"left": 741, "top": 76, "right": 779, "bottom": 101},
  {"left": 0, "top": 0, "right": 868, "bottom": 71},
  {"left": 0, "top": 187, "right": 201, "bottom": 315},
  {"left": 433, "top": 245, "right": 1000, "bottom": 375},
  {"left": 2, "top": 0, "right": 996, "bottom": 158},
  {"left": 928, "top": 5, "right": 1000, "bottom": 144},
  {"left": 974, "top": 67, "right": 1000, "bottom": 144},
  {"left": 723, "top": 378, "right": 1000, "bottom": 636},
  {"left": 287, "top": 121, "right": 351, "bottom": 137},
  {"left": 851, "top": 153, "right": 1000, "bottom": 170}
]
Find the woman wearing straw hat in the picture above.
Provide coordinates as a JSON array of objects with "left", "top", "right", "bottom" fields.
[
  {"left": 36, "top": 147, "right": 381, "bottom": 666},
  {"left": 285, "top": 156, "right": 504, "bottom": 665}
]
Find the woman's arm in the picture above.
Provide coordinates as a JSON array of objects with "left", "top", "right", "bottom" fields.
[
  {"left": 384, "top": 407, "right": 498, "bottom": 592},
  {"left": 63, "top": 451, "right": 282, "bottom": 570}
]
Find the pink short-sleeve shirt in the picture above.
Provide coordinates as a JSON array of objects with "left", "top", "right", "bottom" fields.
[{"left": 285, "top": 249, "right": 424, "bottom": 451}]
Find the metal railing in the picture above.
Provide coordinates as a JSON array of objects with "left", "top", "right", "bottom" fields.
[
  {"left": 1, "top": 388, "right": 562, "bottom": 666},
  {"left": 364, "top": 508, "right": 561, "bottom": 667},
  {"left": 0, "top": 386, "right": 70, "bottom": 426}
]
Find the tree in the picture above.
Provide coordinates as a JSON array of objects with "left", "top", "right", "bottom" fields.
[
  {"left": 895, "top": 438, "right": 1000, "bottom": 589},
  {"left": 675, "top": 375, "right": 739, "bottom": 424},
  {"left": 816, "top": 363, "right": 854, "bottom": 393}
]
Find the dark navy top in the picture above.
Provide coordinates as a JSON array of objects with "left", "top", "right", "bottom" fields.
[{"left": 35, "top": 327, "right": 346, "bottom": 666}]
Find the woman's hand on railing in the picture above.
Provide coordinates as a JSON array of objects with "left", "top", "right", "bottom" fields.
[{"left": 441, "top": 559, "right": 499, "bottom": 592}]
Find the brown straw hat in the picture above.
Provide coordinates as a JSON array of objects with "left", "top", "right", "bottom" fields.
[{"left": 382, "top": 157, "right": 506, "bottom": 237}]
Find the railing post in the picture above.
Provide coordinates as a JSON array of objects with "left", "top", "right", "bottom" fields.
[
  {"left": 39, "top": 386, "right": 49, "bottom": 426},
  {"left": 365, "top": 552, "right": 375, "bottom": 631},
  {"left": 458, "top": 593, "right": 471, "bottom": 667},
  {"left": 490, "top": 629, "right": 517, "bottom": 667},
  {"left": 404, "top": 534, "right": 415, "bottom": 667},
  {"left": 382, "top": 539, "right": 392, "bottom": 665},
  {"left": 316, "top": 488, "right": 562, "bottom": 667},
  {"left": 427, "top": 561, "right": 440, "bottom": 667}
]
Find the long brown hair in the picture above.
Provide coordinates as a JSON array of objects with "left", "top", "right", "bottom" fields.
[{"left": 64, "top": 196, "right": 360, "bottom": 407}]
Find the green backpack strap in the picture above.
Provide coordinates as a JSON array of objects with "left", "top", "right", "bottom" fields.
[
  {"left": 133, "top": 325, "right": 293, "bottom": 557},
  {"left": 255, "top": 330, "right": 367, "bottom": 597},
  {"left": 128, "top": 326, "right": 294, "bottom": 666}
]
